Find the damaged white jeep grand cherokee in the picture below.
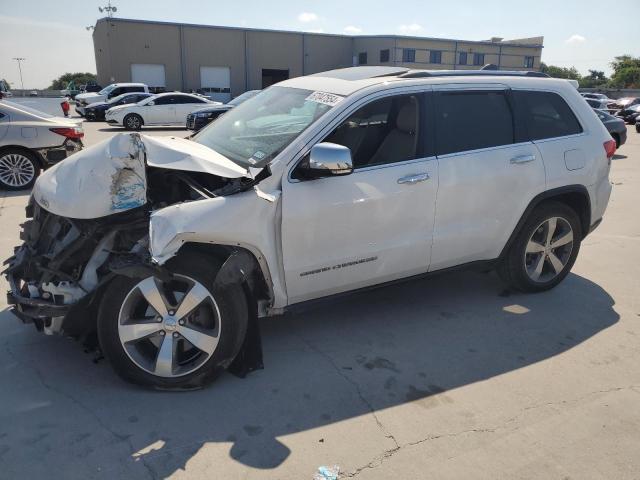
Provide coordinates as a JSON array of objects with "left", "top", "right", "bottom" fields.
[{"left": 4, "top": 67, "right": 614, "bottom": 389}]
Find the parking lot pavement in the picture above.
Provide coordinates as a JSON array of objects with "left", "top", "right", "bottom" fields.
[{"left": 0, "top": 126, "right": 639, "bottom": 479}]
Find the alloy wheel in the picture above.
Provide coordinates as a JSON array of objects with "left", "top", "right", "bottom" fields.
[
  {"left": 126, "top": 115, "right": 141, "bottom": 129},
  {"left": 0, "top": 153, "right": 36, "bottom": 188},
  {"left": 117, "top": 274, "right": 221, "bottom": 378},
  {"left": 524, "top": 216, "right": 574, "bottom": 283}
]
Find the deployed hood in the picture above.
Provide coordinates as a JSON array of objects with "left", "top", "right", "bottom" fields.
[{"left": 33, "top": 133, "right": 252, "bottom": 219}]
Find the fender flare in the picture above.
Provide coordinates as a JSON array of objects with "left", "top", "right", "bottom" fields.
[{"left": 499, "top": 185, "right": 591, "bottom": 260}]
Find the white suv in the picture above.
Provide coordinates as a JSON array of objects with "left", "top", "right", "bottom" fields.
[{"left": 5, "top": 67, "right": 614, "bottom": 389}]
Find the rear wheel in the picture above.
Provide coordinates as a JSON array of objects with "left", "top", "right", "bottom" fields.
[
  {"left": 97, "top": 253, "right": 249, "bottom": 389},
  {"left": 0, "top": 149, "right": 40, "bottom": 190},
  {"left": 123, "top": 113, "right": 143, "bottom": 130},
  {"left": 498, "top": 201, "right": 581, "bottom": 292}
]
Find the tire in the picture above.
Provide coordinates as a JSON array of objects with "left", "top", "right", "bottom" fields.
[
  {"left": 636, "top": 123, "right": 640, "bottom": 133},
  {"left": 97, "top": 252, "right": 249, "bottom": 389},
  {"left": 85, "top": 111, "right": 96, "bottom": 122},
  {"left": 123, "top": 113, "right": 143, "bottom": 131},
  {"left": 0, "top": 148, "right": 41, "bottom": 191},
  {"left": 612, "top": 133, "right": 620, "bottom": 149},
  {"left": 498, "top": 201, "right": 582, "bottom": 293}
]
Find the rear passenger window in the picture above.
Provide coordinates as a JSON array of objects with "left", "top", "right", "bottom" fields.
[
  {"left": 514, "top": 91, "right": 582, "bottom": 140},
  {"left": 323, "top": 94, "right": 421, "bottom": 168},
  {"left": 436, "top": 90, "right": 514, "bottom": 155}
]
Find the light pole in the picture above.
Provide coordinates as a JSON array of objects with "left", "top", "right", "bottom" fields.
[{"left": 13, "top": 57, "right": 25, "bottom": 91}]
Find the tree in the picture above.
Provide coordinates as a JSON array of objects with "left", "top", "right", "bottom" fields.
[
  {"left": 579, "top": 70, "right": 609, "bottom": 89},
  {"left": 540, "top": 63, "right": 581, "bottom": 80},
  {"left": 0, "top": 78, "right": 10, "bottom": 92},
  {"left": 48, "top": 72, "right": 97, "bottom": 90},
  {"left": 609, "top": 55, "right": 640, "bottom": 88}
]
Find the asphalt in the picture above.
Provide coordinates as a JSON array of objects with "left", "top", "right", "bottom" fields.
[{"left": 0, "top": 118, "right": 639, "bottom": 479}]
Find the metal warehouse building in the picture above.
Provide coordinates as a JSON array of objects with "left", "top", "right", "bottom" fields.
[{"left": 92, "top": 17, "right": 544, "bottom": 102}]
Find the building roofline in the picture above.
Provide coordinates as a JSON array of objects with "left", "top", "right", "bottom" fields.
[{"left": 95, "top": 17, "right": 543, "bottom": 47}]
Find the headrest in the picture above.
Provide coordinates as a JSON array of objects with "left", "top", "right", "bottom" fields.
[{"left": 396, "top": 101, "right": 417, "bottom": 133}]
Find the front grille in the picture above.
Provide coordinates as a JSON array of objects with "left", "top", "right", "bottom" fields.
[{"left": 186, "top": 116, "right": 195, "bottom": 129}]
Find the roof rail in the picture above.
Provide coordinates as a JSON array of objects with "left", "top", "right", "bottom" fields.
[{"left": 398, "top": 70, "right": 550, "bottom": 79}]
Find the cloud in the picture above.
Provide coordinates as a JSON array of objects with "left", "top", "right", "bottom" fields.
[
  {"left": 306, "top": 28, "right": 325, "bottom": 33},
  {"left": 566, "top": 34, "right": 586, "bottom": 44},
  {"left": 398, "top": 23, "right": 424, "bottom": 34},
  {"left": 344, "top": 25, "right": 363, "bottom": 34},
  {"left": 297, "top": 12, "right": 319, "bottom": 23}
]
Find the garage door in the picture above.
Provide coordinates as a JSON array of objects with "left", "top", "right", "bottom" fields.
[
  {"left": 200, "top": 66, "right": 231, "bottom": 103},
  {"left": 131, "top": 64, "right": 166, "bottom": 89}
]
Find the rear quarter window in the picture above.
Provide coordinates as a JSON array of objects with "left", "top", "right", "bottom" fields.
[{"left": 514, "top": 90, "right": 583, "bottom": 141}]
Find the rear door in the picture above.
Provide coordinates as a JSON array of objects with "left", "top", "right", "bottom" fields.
[
  {"left": 146, "top": 95, "right": 177, "bottom": 124},
  {"left": 173, "top": 95, "right": 208, "bottom": 123},
  {"left": 430, "top": 84, "right": 545, "bottom": 271}
]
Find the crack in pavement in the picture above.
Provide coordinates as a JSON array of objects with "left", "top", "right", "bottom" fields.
[
  {"left": 3, "top": 345, "right": 158, "bottom": 480},
  {"left": 345, "top": 384, "right": 640, "bottom": 477},
  {"left": 288, "top": 322, "right": 400, "bottom": 451}
]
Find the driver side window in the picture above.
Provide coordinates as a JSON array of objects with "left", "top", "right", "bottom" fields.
[{"left": 323, "top": 94, "right": 421, "bottom": 168}]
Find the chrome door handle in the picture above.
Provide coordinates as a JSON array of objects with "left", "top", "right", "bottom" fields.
[
  {"left": 397, "top": 173, "right": 430, "bottom": 185},
  {"left": 510, "top": 154, "right": 536, "bottom": 164}
]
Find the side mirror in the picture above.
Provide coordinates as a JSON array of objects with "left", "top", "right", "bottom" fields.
[{"left": 298, "top": 142, "right": 353, "bottom": 180}]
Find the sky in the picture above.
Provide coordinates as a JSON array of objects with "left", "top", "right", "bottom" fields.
[{"left": 1, "top": 0, "right": 638, "bottom": 89}]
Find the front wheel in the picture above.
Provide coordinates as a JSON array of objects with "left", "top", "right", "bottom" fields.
[
  {"left": 498, "top": 201, "right": 581, "bottom": 292},
  {"left": 97, "top": 253, "right": 249, "bottom": 389},
  {"left": 0, "top": 149, "right": 40, "bottom": 190},
  {"left": 123, "top": 113, "right": 143, "bottom": 130}
]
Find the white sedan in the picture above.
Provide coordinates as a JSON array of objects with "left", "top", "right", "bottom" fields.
[{"left": 105, "top": 93, "right": 219, "bottom": 130}]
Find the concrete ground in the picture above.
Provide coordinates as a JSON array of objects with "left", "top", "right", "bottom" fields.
[{"left": 0, "top": 118, "right": 639, "bottom": 479}]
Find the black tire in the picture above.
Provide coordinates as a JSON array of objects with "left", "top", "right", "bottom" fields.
[
  {"left": 498, "top": 201, "right": 582, "bottom": 293},
  {"left": 97, "top": 252, "right": 249, "bottom": 389},
  {"left": 123, "top": 113, "right": 143, "bottom": 131},
  {"left": 85, "top": 111, "right": 96, "bottom": 122},
  {"left": 0, "top": 148, "right": 41, "bottom": 191},
  {"left": 612, "top": 133, "right": 620, "bottom": 149}
]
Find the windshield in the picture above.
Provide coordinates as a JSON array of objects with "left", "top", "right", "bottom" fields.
[
  {"left": 3, "top": 101, "right": 54, "bottom": 118},
  {"left": 98, "top": 84, "right": 116, "bottom": 95},
  {"left": 193, "top": 86, "right": 338, "bottom": 168},
  {"left": 108, "top": 93, "right": 130, "bottom": 104}
]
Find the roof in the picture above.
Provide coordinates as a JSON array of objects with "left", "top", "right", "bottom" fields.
[
  {"left": 95, "top": 17, "right": 543, "bottom": 47},
  {"left": 280, "top": 67, "right": 565, "bottom": 97}
]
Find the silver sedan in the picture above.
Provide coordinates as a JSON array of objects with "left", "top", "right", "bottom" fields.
[{"left": 0, "top": 101, "right": 83, "bottom": 190}]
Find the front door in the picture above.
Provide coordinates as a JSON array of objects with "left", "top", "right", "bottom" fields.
[
  {"left": 282, "top": 92, "right": 438, "bottom": 304},
  {"left": 147, "top": 95, "right": 177, "bottom": 124}
]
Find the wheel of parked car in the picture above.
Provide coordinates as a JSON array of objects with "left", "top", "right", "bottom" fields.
[
  {"left": 123, "top": 113, "right": 143, "bottom": 131},
  {"left": 0, "top": 148, "right": 40, "bottom": 190},
  {"left": 97, "top": 252, "right": 249, "bottom": 389},
  {"left": 498, "top": 201, "right": 581, "bottom": 292},
  {"left": 85, "top": 111, "right": 96, "bottom": 122}
]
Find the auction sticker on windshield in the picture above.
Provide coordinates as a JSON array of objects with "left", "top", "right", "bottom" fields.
[{"left": 306, "top": 91, "right": 344, "bottom": 107}]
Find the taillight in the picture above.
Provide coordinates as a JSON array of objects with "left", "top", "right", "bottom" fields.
[
  {"left": 603, "top": 139, "right": 616, "bottom": 161},
  {"left": 50, "top": 127, "right": 84, "bottom": 140}
]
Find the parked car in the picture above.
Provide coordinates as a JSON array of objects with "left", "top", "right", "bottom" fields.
[
  {"left": 84, "top": 92, "right": 153, "bottom": 121},
  {"left": 636, "top": 117, "right": 640, "bottom": 133},
  {"left": 186, "top": 90, "right": 260, "bottom": 131},
  {"left": 4, "top": 67, "right": 614, "bottom": 389},
  {"left": 581, "top": 92, "right": 614, "bottom": 102},
  {"left": 585, "top": 97, "right": 612, "bottom": 111},
  {"left": 29, "top": 91, "right": 38, "bottom": 97},
  {"left": 616, "top": 104, "right": 640, "bottom": 124},
  {"left": 75, "top": 83, "right": 150, "bottom": 116},
  {"left": 105, "top": 92, "right": 218, "bottom": 130},
  {"left": 595, "top": 109, "right": 627, "bottom": 148},
  {"left": 81, "top": 83, "right": 103, "bottom": 93},
  {"left": 0, "top": 101, "right": 83, "bottom": 190},
  {"left": 609, "top": 97, "right": 640, "bottom": 111}
]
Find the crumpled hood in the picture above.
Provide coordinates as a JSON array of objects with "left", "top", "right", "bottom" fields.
[{"left": 33, "top": 133, "right": 251, "bottom": 219}]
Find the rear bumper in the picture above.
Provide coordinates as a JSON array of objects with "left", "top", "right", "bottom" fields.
[
  {"left": 618, "top": 128, "right": 627, "bottom": 146},
  {"left": 36, "top": 140, "right": 83, "bottom": 166}
]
